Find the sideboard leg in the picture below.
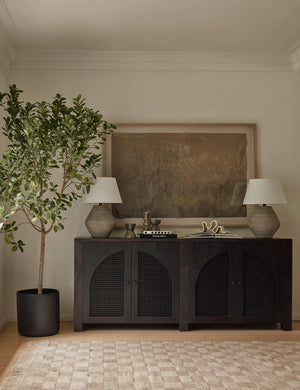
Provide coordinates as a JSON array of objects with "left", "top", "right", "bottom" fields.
[
  {"left": 74, "top": 322, "right": 83, "bottom": 332},
  {"left": 179, "top": 322, "right": 189, "bottom": 331},
  {"left": 281, "top": 320, "right": 292, "bottom": 331}
]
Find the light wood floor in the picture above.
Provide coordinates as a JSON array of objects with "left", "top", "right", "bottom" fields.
[{"left": 1, "top": 321, "right": 300, "bottom": 378}]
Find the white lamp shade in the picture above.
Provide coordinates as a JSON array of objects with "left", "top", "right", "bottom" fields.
[
  {"left": 243, "top": 178, "right": 286, "bottom": 205},
  {"left": 81, "top": 177, "right": 122, "bottom": 204}
]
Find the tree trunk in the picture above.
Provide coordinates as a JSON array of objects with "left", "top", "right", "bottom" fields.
[{"left": 38, "top": 231, "right": 46, "bottom": 294}]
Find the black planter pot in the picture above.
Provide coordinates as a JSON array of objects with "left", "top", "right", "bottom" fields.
[{"left": 17, "top": 288, "right": 60, "bottom": 337}]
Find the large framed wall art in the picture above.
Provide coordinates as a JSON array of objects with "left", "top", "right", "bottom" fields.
[{"left": 104, "top": 123, "right": 257, "bottom": 227}]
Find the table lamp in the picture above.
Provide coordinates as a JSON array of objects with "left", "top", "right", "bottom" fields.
[
  {"left": 82, "top": 177, "right": 122, "bottom": 237},
  {"left": 243, "top": 178, "right": 286, "bottom": 238}
]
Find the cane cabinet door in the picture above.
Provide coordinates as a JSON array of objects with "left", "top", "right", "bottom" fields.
[
  {"left": 80, "top": 240, "right": 132, "bottom": 324},
  {"left": 180, "top": 239, "right": 292, "bottom": 331},
  {"left": 236, "top": 239, "right": 292, "bottom": 330},
  {"left": 131, "top": 241, "right": 180, "bottom": 323},
  {"left": 180, "top": 240, "right": 233, "bottom": 328}
]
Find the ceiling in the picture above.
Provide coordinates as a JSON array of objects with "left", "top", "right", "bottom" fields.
[
  {"left": 1, "top": 0, "right": 300, "bottom": 53},
  {"left": 0, "top": 0, "right": 300, "bottom": 73}
]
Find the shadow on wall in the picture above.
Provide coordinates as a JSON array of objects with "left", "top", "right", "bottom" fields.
[{"left": 0, "top": 237, "right": 6, "bottom": 329}]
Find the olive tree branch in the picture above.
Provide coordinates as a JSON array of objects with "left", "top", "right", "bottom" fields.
[{"left": 20, "top": 207, "right": 42, "bottom": 232}]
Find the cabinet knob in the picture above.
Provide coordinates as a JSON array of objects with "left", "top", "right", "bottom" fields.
[
  {"left": 125, "top": 280, "right": 131, "bottom": 285},
  {"left": 132, "top": 280, "right": 138, "bottom": 285},
  {"left": 231, "top": 281, "right": 235, "bottom": 285},
  {"left": 238, "top": 281, "right": 242, "bottom": 285}
]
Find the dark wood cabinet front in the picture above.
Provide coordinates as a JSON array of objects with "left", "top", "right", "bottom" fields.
[
  {"left": 74, "top": 240, "right": 132, "bottom": 330},
  {"left": 180, "top": 241, "right": 233, "bottom": 328},
  {"left": 238, "top": 240, "right": 292, "bottom": 330},
  {"left": 131, "top": 241, "right": 179, "bottom": 323},
  {"left": 180, "top": 239, "right": 292, "bottom": 331},
  {"left": 74, "top": 238, "right": 179, "bottom": 331},
  {"left": 75, "top": 237, "right": 292, "bottom": 332}
]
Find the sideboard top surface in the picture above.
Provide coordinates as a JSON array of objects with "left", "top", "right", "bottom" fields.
[{"left": 75, "top": 237, "right": 292, "bottom": 243}]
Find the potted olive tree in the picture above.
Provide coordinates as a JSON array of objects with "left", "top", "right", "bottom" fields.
[{"left": 0, "top": 85, "right": 115, "bottom": 336}]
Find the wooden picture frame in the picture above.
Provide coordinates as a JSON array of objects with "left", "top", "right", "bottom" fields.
[{"left": 104, "top": 123, "right": 257, "bottom": 227}]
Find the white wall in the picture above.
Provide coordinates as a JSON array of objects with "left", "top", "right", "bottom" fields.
[
  {"left": 5, "top": 66, "right": 300, "bottom": 320},
  {"left": 0, "top": 69, "right": 7, "bottom": 329}
]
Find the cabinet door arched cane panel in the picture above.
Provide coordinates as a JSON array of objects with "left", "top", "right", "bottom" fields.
[
  {"left": 137, "top": 250, "right": 172, "bottom": 317},
  {"left": 195, "top": 251, "right": 230, "bottom": 316},
  {"left": 74, "top": 240, "right": 132, "bottom": 331},
  {"left": 131, "top": 241, "right": 180, "bottom": 323},
  {"left": 89, "top": 251, "right": 125, "bottom": 317},
  {"left": 243, "top": 251, "right": 276, "bottom": 316}
]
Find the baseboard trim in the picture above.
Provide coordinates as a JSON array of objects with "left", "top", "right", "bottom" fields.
[
  {"left": 0, "top": 317, "right": 7, "bottom": 331},
  {"left": 61, "top": 314, "right": 74, "bottom": 321}
]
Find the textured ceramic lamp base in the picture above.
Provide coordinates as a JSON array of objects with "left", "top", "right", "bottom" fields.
[
  {"left": 249, "top": 205, "right": 280, "bottom": 238},
  {"left": 85, "top": 204, "right": 115, "bottom": 238}
]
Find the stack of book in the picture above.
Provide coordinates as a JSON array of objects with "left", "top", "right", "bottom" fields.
[{"left": 139, "top": 230, "right": 177, "bottom": 239}]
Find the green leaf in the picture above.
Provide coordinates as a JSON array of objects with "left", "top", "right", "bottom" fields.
[
  {"left": 5, "top": 233, "right": 13, "bottom": 244},
  {"left": 0, "top": 83, "right": 115, "bottom": 266}
]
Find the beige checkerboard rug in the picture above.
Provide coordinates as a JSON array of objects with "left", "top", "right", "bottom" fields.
[{"left": 1, "top": 340, "right": 300, "bottom": 389}]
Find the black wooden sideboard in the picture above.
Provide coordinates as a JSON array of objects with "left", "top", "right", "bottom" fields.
[{"left": 74, "top": 237, "right": 292, "bottom": 331}]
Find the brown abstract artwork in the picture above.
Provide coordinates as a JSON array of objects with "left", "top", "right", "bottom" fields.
[{"left": 109, "top": 128, "right": 254, "bottom": 222}]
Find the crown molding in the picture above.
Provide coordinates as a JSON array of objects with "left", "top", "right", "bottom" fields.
[
  {"left": 0, "top": 0, "right": 17, "bottom": 76},
  {"left": 11, "top": 50, "right": 293, "bottom": 73},
  {"left": 0, "top": 0, "right": 298, "bottom": 75},
  {"left": 288, "top": 40, "right": 300, "bottom": 72}
]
